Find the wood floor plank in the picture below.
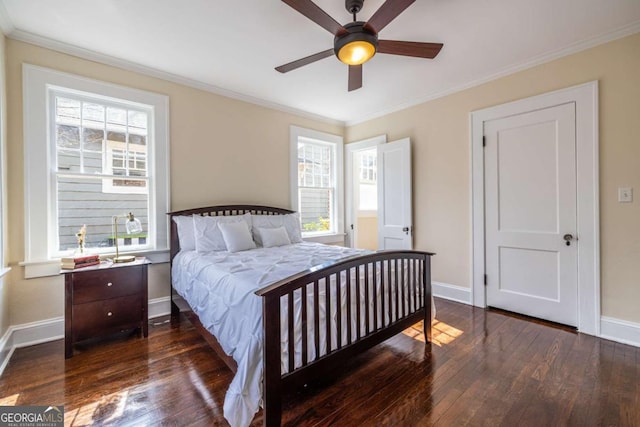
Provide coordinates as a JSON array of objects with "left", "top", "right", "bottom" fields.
[{"left": 0, "top": 299, "right": 638, "bottom": 426}]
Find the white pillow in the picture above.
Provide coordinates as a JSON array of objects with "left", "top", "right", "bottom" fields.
[
  {"left": 252, "top": 213, "right": 302, "bottom": 246},
  {"left": 172, "top": 216, "right": 196, "bottom": 251},
  {"left": 193, "top": 213, "right": 252, "bottom": 252},
  {"left": 218, "top": 221, "right": 256, "bottom": 253},
  {"left": 258, "top": 226, "right": 291, "bottom": 248}
]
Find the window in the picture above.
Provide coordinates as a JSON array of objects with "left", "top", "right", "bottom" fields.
[
  {"left": 23, "top": 65, "right": 169, "bottom": 278},
  {"left": 290, "top": 126, "right": 343, "bottom": 238},
  {"left": 52, "top": 93, "right": 150, "bottom": 253}
]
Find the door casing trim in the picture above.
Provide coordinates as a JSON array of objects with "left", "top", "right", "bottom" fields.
[{"left": 470, "top": 81, "right": 600, "bottom": 336}]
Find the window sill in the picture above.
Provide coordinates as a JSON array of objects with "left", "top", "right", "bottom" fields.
[
  {"left": 303, "top": 233, "right": 346, "bottom": 245},
  {"left": 20, "top": 249, "right": 169, "bottom": 279}
]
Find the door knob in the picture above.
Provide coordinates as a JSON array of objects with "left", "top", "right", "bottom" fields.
[
  {"left": 402, "top": 226, "right": 410, "bottom": 235},
  {"left": 563, "top": 234, "right": 574, "bottom": 246}
]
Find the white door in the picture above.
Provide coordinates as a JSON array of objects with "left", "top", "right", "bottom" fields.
[
  {"left": 377, "top": 138, "right": 412, "bottom": 250},
  {"left": 484, "top": 102, "right": 578, "bottom": 326}
]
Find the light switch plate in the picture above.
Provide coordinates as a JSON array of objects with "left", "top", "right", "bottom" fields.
[{"left": 618, "top": 187, "right": 633, "bottom": 203}]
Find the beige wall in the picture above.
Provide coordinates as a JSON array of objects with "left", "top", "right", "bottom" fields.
[
  {"left": 356, "top": 216, "right": 378, "bottom": 250},
  {"left": 5, "top": 39, "right": 342, "bottom": 325},
  {"left": 4, "top": 32, "right": 640, "bottom": 328},
  {"left": 346, "top": 32, "right": 640, "bottom": 323},
  {"left": 0, "top": 33, "right": 8, "bottom": 338}
]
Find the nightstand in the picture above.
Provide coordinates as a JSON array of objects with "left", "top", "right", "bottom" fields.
[{"left": 63, "top": 258, "right": 150, "bottom": 358}]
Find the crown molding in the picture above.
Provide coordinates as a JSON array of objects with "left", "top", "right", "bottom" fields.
[
  {"left": 0, "top": 1, "right": 14, "bottom": 35},
  {"left": 7, "top": 29, "right": 345, "bottom": 127},
  {"left": 345, "top": 20, "right": 640, "bottom": 126}
]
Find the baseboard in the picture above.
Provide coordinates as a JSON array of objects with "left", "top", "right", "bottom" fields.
[
  {"left": 600, "top": 316, "right": 640, "bottom": 348},
  {"left": 0, "top": 296, "right": 174, "bottom": 375},
  {"left": 148, "top": 296, "right": 171, "bottom": 319},
  {"left": 432, "top": 281, "right": 472, "bottom": 305}
]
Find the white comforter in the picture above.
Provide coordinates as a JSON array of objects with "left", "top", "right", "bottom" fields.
[{"left": 172, "top": 242, "right": 365, "bottom": 427}]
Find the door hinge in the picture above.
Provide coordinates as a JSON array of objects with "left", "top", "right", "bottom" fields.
[
  {"left": 484, "top": 274, "right": 487, "bottom": 286},
  {"left": 482, "top": 135, "right": 486, "bottom": 147}
]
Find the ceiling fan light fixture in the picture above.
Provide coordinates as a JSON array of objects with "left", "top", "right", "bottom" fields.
[
  {"left": 338, "top": 40, "right": 376, "bottom": 65},
  {"left": 334, "top": 21, "right": 378, "bottom": 66}
]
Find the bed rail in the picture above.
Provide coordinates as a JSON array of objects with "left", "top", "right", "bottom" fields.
[{"left": 255, "top": 250, "right": 433, "bottom": 427}]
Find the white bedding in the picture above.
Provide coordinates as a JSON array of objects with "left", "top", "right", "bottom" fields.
[{"left": 172, "top": 242, "right": 365, "bottom": 427}]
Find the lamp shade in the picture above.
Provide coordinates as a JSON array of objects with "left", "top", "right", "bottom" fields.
[
  {"left": 338, "top": 40, "right": 376, "bottom": 65},
  {"left": 334, "top": 22, "right": 378, "bottom": 66}
]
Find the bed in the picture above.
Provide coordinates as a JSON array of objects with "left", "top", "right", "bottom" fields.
[{"left": 168, "top": 205, "right": 434, "bottom": 427}]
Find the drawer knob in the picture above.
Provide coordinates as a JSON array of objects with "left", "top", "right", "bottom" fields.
[
  {"left": 107, "top": 311, "right": 113, "bottom": 317},
  {"left": 107, "top": 282, "right": 113, "bottom": 287}
]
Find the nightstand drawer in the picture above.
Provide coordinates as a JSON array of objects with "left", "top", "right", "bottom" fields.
[
  {"left": 73, "top": 294, "right": 143, "bottom": 341},
  {"left": 72, "top": 265, "right": 144, "bottom": 304}
]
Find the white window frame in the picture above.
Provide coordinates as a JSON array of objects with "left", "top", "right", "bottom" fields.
[
  {"left": 290, "top": 125, "right": 344, "bottom": 243},
  {"left": 22, "top": 64, "right": 170, "bottom": 278}
]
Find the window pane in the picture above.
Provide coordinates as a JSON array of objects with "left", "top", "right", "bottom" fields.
[
  {"left": 56, "top": 124, "right": 80, "bottom": 150},
  {"left": 129, "top": 133, "right": 146, "bottom": 146},
  {"left": 83, "top": 128, "right": 104, "bottom": 153},
  {"left": 57, "top": 149, "right": 80, "bottom": 172},
  {"left": 128, "top": 110, "right": 148, "bottom": 133},
  {"left": 56, "top": 97, "right": 80, "bottom": 125},
  {"left": 299, "top": 187, "right": 332, "bottom": 232},
  {"left": 82, "top": 102, "right": 104, "bottom": 125},
  {"left": 84, "top": 151, "right": 103, "bottom": 175},
  {"left": 57, "top": 175, "right": 148, "bottom": 252},
  {"left": 107, "top": 131, "right": 126, "bottom": 143},
  {"left": 107, "top": 107, "right": 127, "bottom": 126}
]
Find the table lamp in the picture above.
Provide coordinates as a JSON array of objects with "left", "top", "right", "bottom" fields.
[{"left": 112, "top": 212, "right": 142, "bottom": 263}]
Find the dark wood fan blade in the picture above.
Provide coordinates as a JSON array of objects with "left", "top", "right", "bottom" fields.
[
  {"left": 282, "top": 0, "right": 347, "bottom": 36},
  {"left": 378, "top": 40, "right": 443, "bottom": 59},
  {"left": 275, "top": 49, "right": 334, "bottom": 73},
  {"left": 348, "top": 64, "right": 363, "bottom": 91},
  {"left": 364, "top": 0, "right": 416, "bottom": 34}
]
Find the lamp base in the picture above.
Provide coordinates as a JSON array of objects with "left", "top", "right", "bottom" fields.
[{"left": 113, "top": 255, "right": 136, "bottom": 263}]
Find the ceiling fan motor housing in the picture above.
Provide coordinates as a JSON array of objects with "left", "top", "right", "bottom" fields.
[
  {"left": 345, "top": 0, "right": 364, "bottom": 14},
  {"left": 334, "top": 21, "right": 379, "bottom": 62}
]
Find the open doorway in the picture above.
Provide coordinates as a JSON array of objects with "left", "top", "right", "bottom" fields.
[{"left": 345, "top": 135, "right": 386, "bottom": 250}]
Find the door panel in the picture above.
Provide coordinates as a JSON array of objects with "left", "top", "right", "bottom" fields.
[
  {"left": 378, "top": 138, "right": 412, "bottom": 250},
  {"left": 485, "top": 102, "right": 577, "bottom": 326}
]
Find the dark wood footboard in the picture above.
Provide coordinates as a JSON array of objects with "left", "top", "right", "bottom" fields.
[{"left": 256, "top": 251, "right": 433, "bottom": 427}]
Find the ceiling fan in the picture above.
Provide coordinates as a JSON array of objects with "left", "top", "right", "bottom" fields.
[{"left": 275, "top": 0, "right": 444, "bottom": 91}]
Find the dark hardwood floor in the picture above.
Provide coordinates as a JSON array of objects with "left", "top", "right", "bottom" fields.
[{"left": 0, "top": 298, "right": 638, "bottom": 426}]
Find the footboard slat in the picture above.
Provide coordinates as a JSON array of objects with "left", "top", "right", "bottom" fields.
[
  {"left": 364, "top": 263, "right": 370, "bottom": 335},
  {"left": 325, "top": 278, "right": 331, "bottom": 356},
  {"left": 346, "top": 269, "right": 352, "bottom": 345},
  {"left": 257, "top": 250, "right": 434, "bottom": 427},
  {"left": 355, "top": 265, "right": 361, "bottom": 340},
  {"left": 373, "top": 262, "right": 378, "bottom": 331},
  {"left": 313, "top": 280, "right": 320, "bottom": 359},
  {"left": 287, "top": 291, "right": 294, "bottom": 374},
  {"left": 301, "top": 285, "right": 308, "bottom": 366},
  {"left": 335, "top": 273, "right": 342, "bottom": 350}
]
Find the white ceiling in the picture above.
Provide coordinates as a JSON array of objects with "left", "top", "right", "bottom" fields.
[{"left": 2, "top": 0, "right": 640, "bottom": 124}]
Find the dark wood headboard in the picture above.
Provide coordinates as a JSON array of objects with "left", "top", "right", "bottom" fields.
[{"left": 167, "top": 204, "right": 294, "bottom": 263}]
